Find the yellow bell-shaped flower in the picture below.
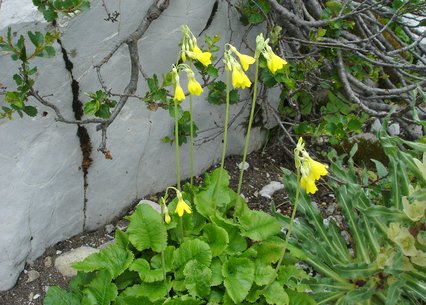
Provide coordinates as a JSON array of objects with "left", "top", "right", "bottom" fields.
[
  {"left": 233, "top": 49, "right": 255, "bottom": 71},
  {"left": 175, "top": 191, "right": 192, "bottom": 217},
  {"left": 232, "top": 64, "right": 252, "bottom": 89},
  {"left": 174, "top": 83, "right": 186, "bottom": 102},
  {"left": 300, "top": 175, "right": 318, "bottom": 194},
  {"left": 191, "top": 45, "right": 212, "bottom": 66},
  {"left": 266, "top": 51, "right": 288, "bottom": 74},
  {"left": 187, "top": 74, "right": 203, "bottom": 96},
  {"left": 307, "top": 157, "right": 328, "bottom": 180},
  {"left": 164, "top": 207, "right": 171, "bottom": 224}
]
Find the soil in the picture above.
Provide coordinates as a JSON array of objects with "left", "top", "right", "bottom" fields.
[{"left": 0, "top": 141, "right": 322, "bottom": 305}]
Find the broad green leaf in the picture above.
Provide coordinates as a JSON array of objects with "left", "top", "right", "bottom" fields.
[
  {"left": 129, "top": 258, "right": 164, "bottom": 282},
  {"left": 44, "top": 286, "right": 80, "bottom": 305},
  {"left": 121, "top": 282, "right": 168, "bottom": 302},
  {"left": 263, "top": 281, "right": 289, "bottom": 305},
  {"left": 115, "top": 295, "right": 153, "bottom": 305},
  {"left": 212, "top": 214, "right": 247, "bottom": 254},
  {"left": 222, "top": 257, "right": 255, "bottom": 303},
  {"left": 163, "top": 295, "right": 203, "bottom": 305},
  {"left": 252, "top": 237, "right": 285, "bottom": 265},
  {"left": 72, "top": 241, "right": 134, "bottom": 279},
  {"left": 203, "top": 223, "right": 229, "bottom": 256},
  {"left": 151, "top": 246, "right": 175, "bottom": 271},
  {"left": 210, "top": 258, "right": 223, "bottom": 286},
  {"left": 127, "top": 203, "right": 167, "bottom": 252},
  {"left": 371, "top": 159, "right": 388, "bottom": 179},
  {"left": 174, "top": 239, "right": 212, "bottom": 269},
  {"left": 277, "top": 265, "right": 310, "bottom": 287},
  {"left": 183, "top": 259, "right": 212, "bottom": 298},
  {"left": 194, "top": 168, "right": 231, "bottom": 217},
  {"left": 287, "top": 290, "right": 316, "bottom": 305},
  {"left": 83, "top": 100, "right": 99, "bottom": 115},
  {"left": 81, "top": 270, "right": 118, "bottom": 305},
  {"left": 239, "top": 209, "right": 281, "bottom": 241},
  {"left": 254, "top": 261, "right": 276, "bottom": 286}
]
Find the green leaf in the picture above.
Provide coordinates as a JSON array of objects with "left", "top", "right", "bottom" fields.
[
  {"left": 251, "top": 237, "right": 284, "bottom": 265},
  {"left": 239, "top": 209, "right": 281, "bottom": 241},
  {"left": 210, "top": 258, "right": 223, "bottom": 286},
  {"left": 222, "top": 257, "right": 255, "bottom": 303},
  {"left": 127, "top": 203, "right": 167, "bottom": 252},
  {"left": 203, "top": 223, "right": 229, "bottom": 256},
  {"left": 163, "top": 296, "right": 203, "bottom": 305},
  {"left": 287, "top": 290, "right": 316, "bottom": 305},
  {"left": 28, "top": 31, "right": 44, "bottom": 47},
  {"left": 23, "top": 105, "right": 37, "bottom": 117},
  {"left": 115, "top": 295, "right": 153, "bottom": 305},
  {"left": 121, "top": 282, "right": 168, "bottom": 302},
  {"left": 72, "top": 241, "right": 134, "bottom": 279},
  {"left": 254, "top": 261, "right": 276, "bottom": 286},
  {"left": 371, "top": 159, "right": 388, "bottom": 179},
  {"left": 263, "top": 281, "right": 289, "bottom": 305},
  {"left": 81, "top": 270, "right": 118, "bottom": 305},
  {"left": 174, "top": 239, "right": 212, "bottom": 269},
  {"left": 194, "top": 168, "right": 231, "bottom": 217},
  {"left": 183, "top": 259, "right": 212, "bottom": 298},
  {"left": 129, "top": 258, "right": 164, "bottom": 282},
  {"left": 83, "top": 101, "right": 99, "bottom": 115},
  {"left": 44, "top": 286, "right": 80, "bottom": 305}
]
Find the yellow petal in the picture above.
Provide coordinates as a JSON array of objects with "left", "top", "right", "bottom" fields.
[
  {"left": 308, "top": 158, "right": 328, "bottom": 180},
  {"left": 174, "top": 84, "right": 185, "bottom": 102},
  {"left": 164, "top": 213, "right": 171, "bottom": 224},
  {"left": 191, "top": 45, "right": 212, "bottom": 66},
  {"left": 232, "top": 67, "right": 252, "bottom": 89},
  {"left": 300, "top": 175, "right": 318, "bottom": 194},
  {"left": 176, "top": 198, "right": 192, "bottom": 217},
  {"left": 188, "top": 77, "right": 203, "bottom": 96},
  {"left": 267, "top": 52, "right": 287, "bottom": 74},
  {"left": 236, "top": 52, "right": 255, "bottom": 71}
]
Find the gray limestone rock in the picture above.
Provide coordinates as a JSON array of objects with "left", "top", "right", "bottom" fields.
[{"left": 54, "top": 246, "right": 99, "bottom": 277}]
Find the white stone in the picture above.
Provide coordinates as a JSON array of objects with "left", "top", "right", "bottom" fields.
[
  {"left": 0, "top": 0, "right": 267, "bottom": 291},
  {"left": 388, "top": 123, "right": 400, "bottom": 136},
  {"left": 26, "top": 270, "right": 40, "bottom": 283},
  {"left": 259, "top": 181, "right": 284, "bottom": 199},
  {"left": 54, "top": 246, "right": 99, "bottom": 277},
  {"left": 238, "top": 161, "right": 249, "bottom": 171},
  {"left": 138, "top": 200, "right": 161, "bottom": 213}
]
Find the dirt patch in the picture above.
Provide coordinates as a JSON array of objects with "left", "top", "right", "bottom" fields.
[{"left": 0, "top": 141, "right": 296, "bottom": 305}]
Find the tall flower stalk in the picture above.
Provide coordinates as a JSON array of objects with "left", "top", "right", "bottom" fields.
[
  {"left": 180, "top": 25, "right": 210, "bottom": 186},
  {"left": 237, "top": 33, "right": 288, "bottom": 195}
]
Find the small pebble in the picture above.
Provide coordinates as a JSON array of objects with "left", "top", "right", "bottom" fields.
[
  {"left": 105, "top": 224, "right": 115, "bottom": 234},
  {"left": 28, "top": 292, "right": 34, "bottom": 302},
  {"left": 253, "top": 191, "right": 259, "bottom": 197},
  {"left": 56, "top": 250, "right": 62, "bottom": 255},
  {"left": 44, "top": 256, "right": 52, "bottom": 268},
  {"left": 238, "top": 162, "right": 249, "bottom": 171},
  {"left": 26, "top": 270, "right": 40, "bottom": 283},
  {"left": 33, "top": 294, "right": 40, "bottom": 300}
]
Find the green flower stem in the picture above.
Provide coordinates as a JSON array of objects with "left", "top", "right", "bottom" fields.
[
  {"left": 159, "top": 200, "right": 168, "bottom": 294},
  {"left": 275, "top": 166, "right": 301, "bottom": 272},
  {"left": 220, "top": 68, "right": 231, "bottom": 171},
  {"left": 189, "top": 62, "right": 195, "bottom": 187},
  {"left": 189, "top": 93, "right": 194, "bottom": 186},
  {"left": 237, "top": 58, "right": 259, "bottom": 195},
  {"left": 213, "top": 69, "right": 231, "bottom": 210},
  {"left": 173, "top": 98, "right": 181, "bottom": 191}
]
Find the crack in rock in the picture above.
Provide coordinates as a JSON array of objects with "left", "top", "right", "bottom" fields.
[{"left": 57, "top": 38, "right": 92, "bottom": 231}]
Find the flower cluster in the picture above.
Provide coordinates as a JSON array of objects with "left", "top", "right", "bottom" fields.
[
  {"left": 171, "top": 65, "right": 204, "bottom": 102},
  {"left": 256, "top": 33, "right": 288, "bottom": 74},
  {"left": 180, "top": 25, "right": 212, "bottom": 67},
  {"left": 223, "top": 44, "right": 255, "bottom": 89},
  {"left": 294, "top": 137, "right": 328, "bottom": 194}
]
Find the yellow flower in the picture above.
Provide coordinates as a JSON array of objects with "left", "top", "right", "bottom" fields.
[
  {"left": 232, "top": 65, "right": 252, "bottom": 89},
  {"left": 295, "top": 137, "right": 328, "bottom": 195},
  {"left": 230, "top": 46, "right": 255, "bottom": 71},
  {"left": 174, "top": 83, "right": 185, "bottom": 102},
  {"left": 186, "top": 70, "right": 203, "bottom": 96},
  {"left": 175, "top": 191, "right": 192, "bottom": 217},
  {"left": 300, "top": 175, "right": 318, "bottom": 194},
  {"left": 306, "top": 157, "right": 328, "bottom": 180},
  {"left": 164, "top": 207, "right": 171, "bottom": 224},
  {"left": 266, "top": 49, "right": 287, "bottom": 74},
  {"left": 190, "top": 45, "right": 212, "bottom": 66}
]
